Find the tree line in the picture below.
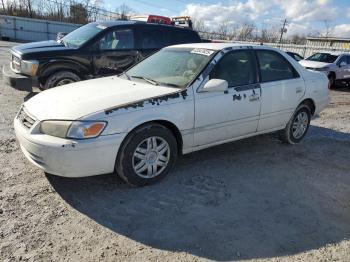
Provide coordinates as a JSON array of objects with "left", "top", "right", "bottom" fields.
[{"left": 1, "top": 1, "right": 328, "bottom": 44}]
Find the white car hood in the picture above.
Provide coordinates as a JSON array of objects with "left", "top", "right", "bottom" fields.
[
  {"left": 299, "top": 60, "right": 332, "bottom": 68},
  {"left": 24, "top": 76, "right": 181, "bottom": 120}
]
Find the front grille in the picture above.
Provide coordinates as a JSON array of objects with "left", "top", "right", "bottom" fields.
[
  {"left": 305, "top": 67, "right": 315, "bottom": 70},
  {"left": 17, "top": 108, "right": 36, "bottom": 129},
  {"left": 11, "top": 54, "right": 21, "bottom": 72}
]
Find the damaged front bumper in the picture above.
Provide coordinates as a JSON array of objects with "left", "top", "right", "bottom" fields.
[{"left": 14, "top": 116, "right": 126, "bottom": 177}]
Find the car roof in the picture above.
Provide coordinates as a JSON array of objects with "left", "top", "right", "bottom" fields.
[
  {"left": 312, "top": 51, "right": 347, "bottom": 56},
  {"left": 90, "top": 20, "right": 193, "bottom": 31},
  {"left": 167, "top": 42, "right": 274, "bottom": 51}
]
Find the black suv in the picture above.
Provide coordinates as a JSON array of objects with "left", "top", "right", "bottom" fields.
[{"left": 4, "top": 21, "right": 201, "bottom": 91}]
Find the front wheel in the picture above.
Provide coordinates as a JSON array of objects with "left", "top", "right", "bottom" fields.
[
  {"left": 116, "top": 124, "right": 178, "bottom": 186},
  {"left": 43, "top": 71, "right": 81, "bottom": 89},
  {"left": 279, "top": 104, "right": 311, "bottom": 144}
]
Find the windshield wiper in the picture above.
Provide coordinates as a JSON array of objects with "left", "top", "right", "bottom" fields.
[
  {"left": 121, "top": 71, "right": 131, "bottom": 80},
  {"left": 130, "top": 75, "right": 159, "bottom": 86},
  {"left": 158, "top": 82, "right": 181, "bottom": 88}
]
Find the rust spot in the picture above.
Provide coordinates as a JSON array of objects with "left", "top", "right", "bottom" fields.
[{"left": 105, "top": 90, "right": 188, "bottom": 115}]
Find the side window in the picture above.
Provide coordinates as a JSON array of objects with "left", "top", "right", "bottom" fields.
[
  {"left": 139, "top": 27, "right": 169, "bottom": 49},
  {"left": 171, "top": 30, "right": 199, "bottom": 45},
  {"left": 98, "top": 28, "right": 134, "bottom": 50},
  {"left": 338, "top": 56, "right": 349, "bottom": 65},
  {"left": 257, "top": 50, "right": 299, "bottom": 82},
  {"left": 337, "top": 55, "right": 348, "bottom": 65},
  {"left": 210, "top": 50, "right": 257, "bottom": 87}
]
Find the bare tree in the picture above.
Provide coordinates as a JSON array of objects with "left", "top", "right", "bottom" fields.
[
  {"left": 217, "top": 22, "right": 229, "bottom": 40},
  {"left": 321, "top": 19, "right": 333, "bottom": 38},
  {"left": 115, "top": 3, "right": 133, "bottom": 20},
  {"left": 290, "top": 34, "right": 306, "bottom": 45},
  {"left": 237, "top": 22, "right": 256, "bottom": 41}
]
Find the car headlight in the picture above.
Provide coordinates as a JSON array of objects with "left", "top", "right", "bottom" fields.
[
  {"left": 20, "top": 60, "right": 39, "bottom": 76},
  {"left": 40, "top": 120, "right": 107, "bottom": 139}
]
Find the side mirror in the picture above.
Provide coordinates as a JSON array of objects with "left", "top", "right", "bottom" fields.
[
  {"left": 339, "top": 61, "right": 347, "bottom": 67},
  {"left": 202, "top": 79, "right": 228, "bottom": 93}
]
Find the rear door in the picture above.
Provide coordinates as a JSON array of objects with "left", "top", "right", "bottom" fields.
[
  {"left": 255, "top": 49, "right": 305, "bottom": 131},
  {"left": 92, "top": 26, "right": 137, "bottom": 76},
  {"left": 337, "top": 55, "right": 350, "bottom": 80}
]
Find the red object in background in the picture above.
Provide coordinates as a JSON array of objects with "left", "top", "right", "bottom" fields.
[{"left": 131, "top": 15, "right": 172, "bottom": 25}]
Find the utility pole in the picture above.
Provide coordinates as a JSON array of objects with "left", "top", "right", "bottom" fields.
[{"left": 279, "top": 19, "right": 287, "bottom": 47}]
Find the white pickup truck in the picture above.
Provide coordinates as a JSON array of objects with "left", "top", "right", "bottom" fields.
[
  {"left": 14, "top": 43, "right": 330, "bottom": 186},
  {"left": 299, "top": 52, "right": 350, "bottom": 87}
]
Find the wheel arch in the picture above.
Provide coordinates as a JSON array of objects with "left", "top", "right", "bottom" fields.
[
  {"left": 299, "top": 98, "right": 316, "bottom": 116},
  {"left": 38, "top": 61, "right": 89, "bottom": 84},
  {"left": 118, "top": 119, "right": 184, "bottom": 157},
  {"left": 328, "top": 71, "right": 336, "bottom": 79}
]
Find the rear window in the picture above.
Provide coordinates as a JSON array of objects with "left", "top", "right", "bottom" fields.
[
  {"left": 257, "top": 50, "right": 299, "bottom": 82},
  {"left": 171, "top": 29, "right": 200, "bottom": 45},
  {"left": 139, "top": 27, "right": 170, "bottom": 49}
]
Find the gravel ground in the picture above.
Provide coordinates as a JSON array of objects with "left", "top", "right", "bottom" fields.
[{"left": 1, "top": 41, "right": 350, "bottom": 262}]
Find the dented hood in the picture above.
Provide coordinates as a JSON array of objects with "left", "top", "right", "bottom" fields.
[{"left": 24, "top": 76, "right": 181, "bottom": 120}]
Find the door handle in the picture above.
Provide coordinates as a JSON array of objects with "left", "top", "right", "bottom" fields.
[{"left": 249, "top": 94, "right": 259, "bottom": 102}]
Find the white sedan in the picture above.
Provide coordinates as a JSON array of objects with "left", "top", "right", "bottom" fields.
[{"left": 14, "top": 43, "right": 330, "bottom": 186}]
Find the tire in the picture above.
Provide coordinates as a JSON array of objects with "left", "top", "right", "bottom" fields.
[
  {"left": 328, "top": 73, "right": 335, "bottom": 89},
  {"left": 279, "top": 104, "right": 311, "bottom": 144},
  {"left": 116, "top": 123, "right": 178, "bottom": 186},
  {"left": 43, "top": 71, "right": 80, "bottom": 89}
]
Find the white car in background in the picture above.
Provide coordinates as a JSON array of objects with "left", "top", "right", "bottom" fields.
[
  {"left": 14, "top": 43, "right": 330, "bottom": 186},
  {"left": 299, "top": 52, "right": 350, "bottom": 87}
]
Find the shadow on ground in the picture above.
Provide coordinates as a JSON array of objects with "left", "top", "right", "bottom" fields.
[{"left": 47, "top": 126, "right": 350, "bottom": 261}]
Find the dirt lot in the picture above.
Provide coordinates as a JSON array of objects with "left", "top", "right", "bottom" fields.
[{"left": 1, "top": 41, "right": 350, "bottom": 262}]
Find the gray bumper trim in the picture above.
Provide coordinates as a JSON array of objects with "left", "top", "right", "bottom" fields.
[{"left": 2, "top": 65, "right": 32, "bottom": 92}]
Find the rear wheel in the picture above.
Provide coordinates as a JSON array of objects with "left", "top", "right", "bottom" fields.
[
  {"left": 116, "top": 123, "right": 178, "bottom": 186},
  {"left": 279, "top": 104, "right": 311, "bottom": 144},
  {"left": 43, "top": 71, "right": 80, "bottom": 89}
]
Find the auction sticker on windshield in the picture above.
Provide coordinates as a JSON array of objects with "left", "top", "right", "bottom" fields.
[{"left": 190, "top": 48, "right": 215, "bottom": 56}]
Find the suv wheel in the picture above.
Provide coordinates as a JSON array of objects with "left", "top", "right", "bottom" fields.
[
  {"left": 279, "top": 104, "right": 311, "bottom": 144},
  {"left": 116, "top": 123, "right": 178, "bottom": 186},
  {"left": 328, "top": 73, "right": 335, "bottom": 88},
  {"left": 44, "top": 71, "right": 80, "bottom": 89}
]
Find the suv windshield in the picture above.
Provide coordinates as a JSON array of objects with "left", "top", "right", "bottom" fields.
[
  {"left": 61, "top": 24, "right": 104, "bottom": 48},
  {"left": 126, "top": 48, "right": 216, "bottom": 88},
  {"left": 306, "top": 53, "right": 338, "bottom": 63}
]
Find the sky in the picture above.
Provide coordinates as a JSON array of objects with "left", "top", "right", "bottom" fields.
[{"left": 108, "top": 0, "right": 350, "bottom": 37}]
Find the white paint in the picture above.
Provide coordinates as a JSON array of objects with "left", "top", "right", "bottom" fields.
[{"left": 15, "top": 43, "right": 330, "bottom": 178}]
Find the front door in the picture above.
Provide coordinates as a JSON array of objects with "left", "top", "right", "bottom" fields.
[
  {"left": 255, "top": 49, "right": 306, "bottom": 131},
  {"left": 337, "top": 55, "right": 350, "bottom": 80},
  {"left": 194, "top": 49, "right": 261, "bottom": 146},
  {"left": 92, "top": 27, "right": 138, "bottom": 76}
]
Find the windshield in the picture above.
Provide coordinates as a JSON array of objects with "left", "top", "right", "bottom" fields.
[
  {"left": 306, "top": 53, "right": 338, "bottom": 63},
  {"left": 126, "top": 48, "right": 216, "bottom": 88},
  {"left": 61, "top": 24, "right": 104, "bottom": 48}
]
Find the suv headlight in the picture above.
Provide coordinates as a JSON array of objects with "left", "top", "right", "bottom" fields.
[
  {"left": 20, "top": 60, "right": 39, "bottom": 76},
  {"left": 40, "top": 120, "right": 107, "bottom": 139}
]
